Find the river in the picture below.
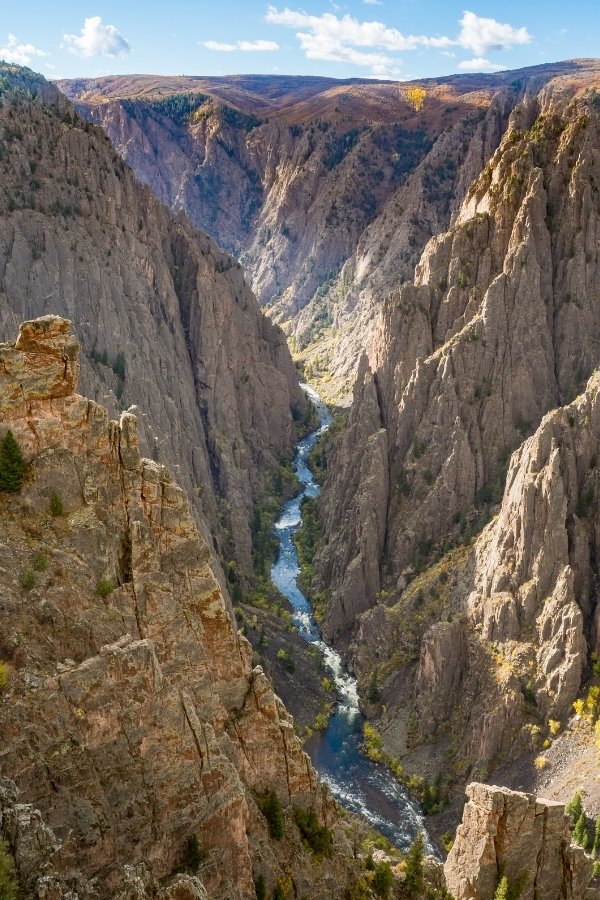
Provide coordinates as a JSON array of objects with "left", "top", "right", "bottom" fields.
[{"left": 271, "top": 384, "right": 428, "bottom": 851}]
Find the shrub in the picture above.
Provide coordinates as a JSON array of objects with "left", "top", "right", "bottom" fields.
[
  {"left": 403, "top": 830, "right": 425, "bottom": 895},
  {"left": 96, "top": 578, "right": 115, "bottom": 598},
  {"left": 0, "top": 662, "right": 8, "bottom": 691},
  {"left": 293, "top": 808, "right": 333, "bottom": 858},
  {"left": 33, "top": 552, "right": 47, "bottom": 572},
  {"left": 49, "top": 490, "right": 64, "bottom": 516},
  {"left": 0, "top": 430, "right": 26, "bottom": 492},
  {"left": 0, "top": 838, "right": 18, "bottom": 900},
  {"left": 548, "top": 719, "right": 561, "bottom": 735},
  {"left": 534, "top": 755, "right": 547, "bottom": 770},
  {"left": 21, "top": 569, "right": 36, "bottom": 590},
  {"left": 186, "top": 834, "right": 205, "bottom": 872},
  {"left": 259, "top": 790, "right": 284, "bottom": 840}
]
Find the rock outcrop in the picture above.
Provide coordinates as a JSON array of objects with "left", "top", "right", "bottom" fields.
[
  {"left": 0, "top": 63, "right": 307, "bottom": 576},
  {"left": 58, "top": 65, "right": 594, "bottom": 400},
  {"left": 0, "top": 317, "right": 354, "bottom": 899},
  {"left": 445, "top": 783, "right": 596, "bottom": 900}
]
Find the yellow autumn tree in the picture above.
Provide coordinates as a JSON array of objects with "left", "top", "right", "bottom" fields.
[{"left": 405, "top": 86, "right": 427, "bottom": 112}]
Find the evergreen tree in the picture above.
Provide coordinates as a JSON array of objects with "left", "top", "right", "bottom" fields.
[
  {"left": 254, "top": 874, "right": 266, "bottom": 900},
  {"left": 404, "top": 830, "right": 425, "bottom": 895},
  {"left": 372, "top": 860, "right": 393, "bottom": 898},
  {"left": 259, "top": 791, "right": 284, "bottom": 840},
  {"left": 593, "top": 815, "right": 600, "bottom": 858},
  {"left": 367, "top": 670, "right": 381, "bottom": 704},
  {"left": 574, "top": 812, "right": 590, "bottom": 850},
  {"left": 0, "top": 430, "right": 25, "bottom": 492},
  {"left": 494, "top": 876, "right": 510, "bottom": 900},
  {"left": 565, "top": 791, "right": 583, "bottom": 824}
]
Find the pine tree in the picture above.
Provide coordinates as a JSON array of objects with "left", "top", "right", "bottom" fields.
[
  {"left": 593, "top": 815, "right": 600, "bottom": 858},
  {"left": 574, "top": 811, "right": 590, "bottom": 850},
  {"left": 404, "top": 830, "right": 425, "bottom": 895},
  {"left": 0, "top": 430, "right": 25, "bottom": 492},
  {"left": 494, "top": 876, "right": 510, "bottom": 900},
  {"left": 259, "top": 790, "right": 284, "bottom": 840},
  {"left": 565, "top": 791, "right": 583, "bottom": 824}
]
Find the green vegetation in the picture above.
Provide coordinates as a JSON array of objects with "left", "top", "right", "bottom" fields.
[
  {"left": 0, "top": 430, "right": 26, "bottom": 492},
  {"left": 49, "top": 490, "right": 64, "bottom": 517},
  {"left": 254, "top": 874, "right": 267, "bottom": 900},
  {"left": 403, "top": 830, "right": 424, "bottom": 895},
  {"left": 565, "top": 791, "right": 583, "bottom": 824},
  {"left": 186, "top": 834, "right": 205, "bottom": 872},
  {"left": 293, "top": 808, "right": 333, "bottom": 858},
  {"left": 293, "top": 496, "right": 321, "bottom": 592},
  {"left": 366, "top": 670, "right": 381, "bottom": 704},
  {"left": 0, "top": 663, "right": 8, "bottom": 692},
  {"left": 250, "top": 459, "right": 298, "bottom": 582},
  {"left": 370, "top": 860, "right": 393, "bottom": 898},
  {"left": 258, "top": 791, "right": 284, "bottom": 840},
  {"left": 362, "top": 724, "right": 449, "bottom": 814},
  {"left": 592, "top": 814, "right": 600, "bottom": 858},
  {"left": 574, "top": 812, "right": 590, "bottom": 850},
  {"left": 96, "top": 578, "right": 115, "bottom": 598},
  {"left": 323, "top": 128, "right": 362, "bottom": 171},
  {"left": 494, "top": 869, "right": 527, "bottom": 900},
  {"left": 21, "top": 569, "right": 36, "bottom": 590},
  {"left": 32, "top": 552, "right": 47, "bottom": 572},
  {"left": 0, "top": 838, "right": 18, "bottom": 900}
]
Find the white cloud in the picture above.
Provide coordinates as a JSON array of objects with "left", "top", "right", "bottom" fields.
[
  {"left": 458, "top": 11, "right": 531, "bottom": 56},
  {"left": 202, "top": 39, "right": 279, "bottom": 52},
  {"left": 62, "top": 16, "right": 130, "bottom": 58},
  {"left": 458, "top": 56, "right": 507, "bottom": 72},
  {"left": 265, "top": 7, "right": 532, "bottom": 77},
  {"left": 0, "top": 33, "right": 48, "bottom": 66},
  {"left": 363, "top": 0, "right": 383, "bottom": 5}
]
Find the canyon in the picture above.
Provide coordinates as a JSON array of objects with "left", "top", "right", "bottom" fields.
[
  {"left": 3, "top": 46, "right": 600, "bottom": 899},
  {"left": 58, "top": 63, "right": 584, "bottom": 402}
]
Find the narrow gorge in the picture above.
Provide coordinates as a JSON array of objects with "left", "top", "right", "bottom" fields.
[{"left": 2, "top": 13, "right": 600, "bottom": 897}]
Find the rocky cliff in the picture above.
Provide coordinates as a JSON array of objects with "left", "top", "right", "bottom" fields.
[
  {"left": 0, "top": 316, "right": 356, "bottom": 899},
  {"left": 445, "top": 783, "right": 598, "bottom": 900},
  {"left": 311, "top": 63, "right": 600, "bottom": 781},
  {"left": 58, "top": 65, "right": 591, "bottom": 400},
  {"left": 0, "top": 63, "right": 307, "bottom": 576}
]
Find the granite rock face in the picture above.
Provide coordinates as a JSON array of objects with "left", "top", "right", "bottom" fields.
[
  {"left": 0, "top": 64, "right": 307, "bottom": 575},
  {"left": 311, "top": 65, "right": 600, "bottom": 780},
  {"left": 0, "top": 318, "right": 350, "bottom": 899},
  {"left": 445, "top": 783, "right": 595, "bottom": 900}
]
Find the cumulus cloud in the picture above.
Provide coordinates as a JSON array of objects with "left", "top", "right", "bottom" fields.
[
  {"left": 62, "top": 16, "right": 130, "bottom": 58},
  {"left": 265, "top": 6, "right": 456, "bottom": 76},
  {"left": 458, "top": 11, "right": 531, "bottom": 56},
  {"left": 0, "top": 33, "right": 48, "bottom": 66},
  {"left": 265, "top": 6, "right": 531, "bottom": 77},
  {"left": 458, "top": 56, "right": 507, "bottom": 72},
  {"left": 202, "top": 39, "right": 279, "bottom": 52}
]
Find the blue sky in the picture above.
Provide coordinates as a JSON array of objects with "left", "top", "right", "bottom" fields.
[{"left": 1, "top": 2, "right": 598, "bottom": 82}]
